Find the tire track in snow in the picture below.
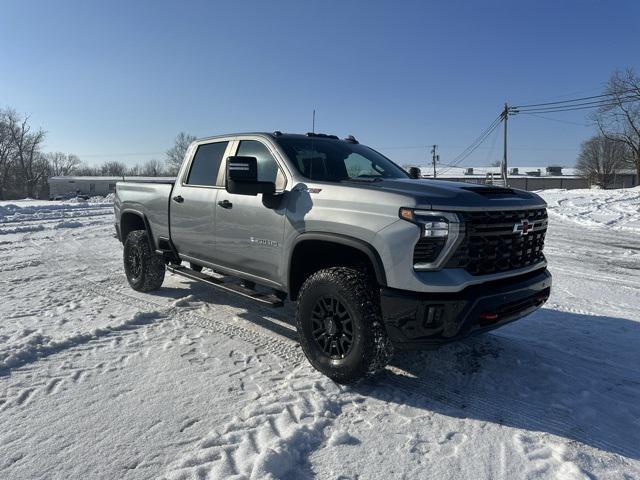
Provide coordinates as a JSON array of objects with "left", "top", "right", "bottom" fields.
[
  {"left": 25, "top": 214, "right": 358, "bottom": 479},
  {"left": 0, "top": 311, "right": 164, "bottom": 378},
  {"left": 163, "top": 367, "right": 344, "bottom": 480},
  {"left": 7, "top": 199, "right": 639, "bottom": 477},
  {"left": 30, "top": 221, "right": 303, "bottom": 365},
  {"left": 514, "top": 433, "right": 589, "bottom": 480}
]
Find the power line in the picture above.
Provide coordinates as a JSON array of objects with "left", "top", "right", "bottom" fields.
[
  {"left": 512, "top": 96, "right": 638, "bottom": 114},
  {"left": 512, "top": 88, "right": 638, "bottom": 109},
  {"left": 510, "top": 86, "right": 605, "bottom": 106},
  {"left": 513, "top": 100, "right": 637, "bottom": 115},
  {"left": 377, "top": 144, "right": 577, "bottom": 151},
  {"left": 437, "top": 114, "right": 503, "bottom": 175},
  {"left": 438, "top": 117, "right": 503, "bottom": 175},
  {"left": 520, "top": 113, "right": 590, "bottom": 126},
  {"left": 483, "top": 120, "right": 501, "bottom": 164},
  {"left": 443, "top": 115, "right": 502, "bottom": 164}
]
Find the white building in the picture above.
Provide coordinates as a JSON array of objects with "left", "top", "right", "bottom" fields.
[
  {"left": 48, "top": 176, "right": 174, "bottom": 199},
  {"left": 417, "top": 166, "right": 638, "bottom": 190}
]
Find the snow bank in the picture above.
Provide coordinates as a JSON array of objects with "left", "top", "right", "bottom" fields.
[
  {"left": 0, "top": 198, "right": 113, "bottom": 234},
  {"left": 538, "top": 187, "right": 640, "bottom": 232},
  {"left": 0, "top": 224, "right": 45, "bottom": 235},
  {"left": 0, "top": 312, "right": 162, "bottom": 374},
  {"left": 53, "top": 221, "right": 84, "bottom": 229}
]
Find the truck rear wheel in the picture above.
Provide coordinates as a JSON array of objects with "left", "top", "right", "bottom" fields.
[
  {"left": 123, "top": 230, "right": 165, "bottom": 292},
  {"left": 296, "top": 267, "right": 393, "bottom": 384}
]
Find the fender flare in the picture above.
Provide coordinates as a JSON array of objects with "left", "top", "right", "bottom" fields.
[
  {"left": 120, "top": 209, "right": 155, "bottom": 251},
  {"left": 289, "top": 232, "right": 387, "bottom": 288}
]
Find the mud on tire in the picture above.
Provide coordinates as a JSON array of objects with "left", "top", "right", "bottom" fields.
[
  {"left": 296, "top": 267, "right": 393, "bottom": 384},
  {"left": 123, "top": 230, "right": 165, "bottom": 292}
]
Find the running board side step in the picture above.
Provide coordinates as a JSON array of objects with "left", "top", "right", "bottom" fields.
[{"left": 166, "top": 265, "right": 284, "bottom": 307}]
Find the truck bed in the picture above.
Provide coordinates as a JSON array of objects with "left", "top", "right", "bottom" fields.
[{"left": 115, "top": 180, "right": 175, "bottom": 245}]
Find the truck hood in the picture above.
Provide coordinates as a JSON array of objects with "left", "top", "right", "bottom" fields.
[{"left": 346, "top": 178, "right": 546, "bottom": 210}]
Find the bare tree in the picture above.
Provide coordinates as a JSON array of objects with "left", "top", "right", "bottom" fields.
[
  {"left": 1, "top": 107, "right": 88, "bottom": 199},
  {"left": 166, "top": 132, "right": 196, "bottom": 174},
  {"left": 576, "top": 134, "right": 630, "bottom": 187},
  {"left": 46, "top": 152, "right": 81, "bottom": 177},
  {"left": 5, "top": 109, "right": 47, "bottom": 197},
  {"left": 74, "top": 163, "right": 100, "bottom": 176},
  {"left": 0, "top": 109, "right": 16, "bottom": 199},
  {"left": 139, "top": 158, "right": 165, "bottom": 176},
  {"left": 127, "top": 164, "right": 140, "bottom": 176},
  {"left": 592, "top": 68, "right": 640, "bottom": 182},
  {"left": 100, "top": 161, "right": 128, "bottom": 176}
]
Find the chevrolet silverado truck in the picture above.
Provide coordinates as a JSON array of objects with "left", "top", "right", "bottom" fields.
[{"left": 114, "top": 132, "right": 551, "bottom": 383}]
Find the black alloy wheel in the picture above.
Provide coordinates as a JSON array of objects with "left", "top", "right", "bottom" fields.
[
  {"left": 311, "top": 295, "right": 355, "bottom": 359},
  {"left": 127, "top": 244, "right": 143, "bottom": 282}
]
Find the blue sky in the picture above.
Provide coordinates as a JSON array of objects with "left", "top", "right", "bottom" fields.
[{"left": 1, "top": 0, "right": 638, "bottom": 169}]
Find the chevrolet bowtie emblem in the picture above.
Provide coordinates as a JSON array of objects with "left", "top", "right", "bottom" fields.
[{"left": 513, "top": 219, "right": 534, "bottom": 236}]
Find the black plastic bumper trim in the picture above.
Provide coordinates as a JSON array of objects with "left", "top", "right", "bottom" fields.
[{"left": 380, "top": 268, "right": 552, "bottom": 348}]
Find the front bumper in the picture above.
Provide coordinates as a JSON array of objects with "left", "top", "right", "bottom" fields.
[{"left": 380, "top": 267, "right": 552, "bottom": 348}]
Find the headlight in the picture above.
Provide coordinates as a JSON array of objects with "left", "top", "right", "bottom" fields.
[
  {"left": 399, "top": 208, "right": 451, "bottom": 237},
  {"left": 399, "top": 208, "right": 463, "bottom": 270}
]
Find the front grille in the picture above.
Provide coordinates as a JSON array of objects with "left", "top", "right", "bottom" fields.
[
  {"left": 445, "top": 208, "right": 547, "bottom": 275},
  {"left": 413, "top": 237, "right": 447, "bottom": 264}
]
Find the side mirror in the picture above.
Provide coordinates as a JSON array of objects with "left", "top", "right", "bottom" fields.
[
  {"left": 408, "top": 167, "right": 421, "bottom": 179},
  {"left": 226, "top": 156, "right": 276, "bottom": 196}
]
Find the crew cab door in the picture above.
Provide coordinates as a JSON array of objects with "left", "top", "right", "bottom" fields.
[
  {"left": 169, "top": 139, "right": 232, "bottom": 263},
  {"left": 214, "top": 138, "right": 288, "bottom": 286}
]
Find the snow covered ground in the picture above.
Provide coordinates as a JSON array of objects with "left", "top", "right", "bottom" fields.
[{"left": 0, "top": 188, "right": 639, "bottom": 479}]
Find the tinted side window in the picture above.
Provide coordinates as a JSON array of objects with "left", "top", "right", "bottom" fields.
[
  {"left": 186, "top": 141, "right": 229, "bottom": 186},
  {"left": 344, "top": 153, "right": 382, "bottom": 177},
  {"left": 236, "top": 140, "right": 284, "bottom": 188}
]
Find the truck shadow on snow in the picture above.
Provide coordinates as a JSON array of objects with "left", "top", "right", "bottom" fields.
[
  {"left": 154, "top": 279, "right": 640, "bottom": 460},
  {"left": 360, "top": 308, "right": 640, "bottom": 461},
  {"left": 153, "top": 278, "right": 300, "bottom": 343}
]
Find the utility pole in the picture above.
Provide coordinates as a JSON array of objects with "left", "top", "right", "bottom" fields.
[
  {"left": 431, "top": 144, "right": 439, "bottom": 178},
  {"left": 502, "top": 102, "right": 508, "bottom": 185}
]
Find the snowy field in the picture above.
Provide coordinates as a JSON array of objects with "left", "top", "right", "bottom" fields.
[{"left": 1, "top": 188, "right": 639, "bottom": 479}]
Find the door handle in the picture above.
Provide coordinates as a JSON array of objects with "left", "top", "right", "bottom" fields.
[
  {"left": 172, "top": 195, "right": 184, "bottom": 203},
  {"left": 217, "top": 199, "right": 233, "bottom": 209}
]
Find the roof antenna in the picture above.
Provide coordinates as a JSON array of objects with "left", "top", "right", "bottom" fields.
[{"left": 312, "top": 109, "right": 316, "bottom": 134}]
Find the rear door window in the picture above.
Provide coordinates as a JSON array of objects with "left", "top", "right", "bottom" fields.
[{"left": 186, "top": 141, "right": 229, "bottom": 186}]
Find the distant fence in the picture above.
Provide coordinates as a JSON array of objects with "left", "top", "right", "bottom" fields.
[{"left": 434, "top": 174, "right": 637, "bottom": 191}]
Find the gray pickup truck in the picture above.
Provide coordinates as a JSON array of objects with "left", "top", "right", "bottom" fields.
[{"left": 114, "top": 132, "right": 551, "bottom": 383}]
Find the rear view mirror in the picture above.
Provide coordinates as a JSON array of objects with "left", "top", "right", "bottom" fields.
[
  {"left": 408, "top": 167, "right": 421, "bottom": 179},
  {"left": 226, "top": 156, "right": 275, "bottom": 196}
]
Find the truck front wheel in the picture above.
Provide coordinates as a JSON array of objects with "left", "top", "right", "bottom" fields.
[
  {"left": 296, "top": 267, "right": 393, "bottom": 384},
  {"left": 123, "top": 230, "right": 165, "bottom": 292}
]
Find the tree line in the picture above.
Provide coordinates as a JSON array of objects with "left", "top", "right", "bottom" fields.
[
  {"left": 576, "top": 68, "right": 640, "bottom": 188},
  {"left": 0, "top": 107, "right": 195, "bottom": 200}
]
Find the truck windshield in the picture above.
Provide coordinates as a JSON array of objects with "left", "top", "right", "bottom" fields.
[{"left": 275, "top": 137, "right": 409, "bottom": 182}]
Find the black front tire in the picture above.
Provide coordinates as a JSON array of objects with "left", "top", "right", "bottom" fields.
[
  {"left": 123, "top": 230, "right": 165, "bottom": 292},
  {"left": 296, "top": 267, "right": 393, "bottom": 384}
]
